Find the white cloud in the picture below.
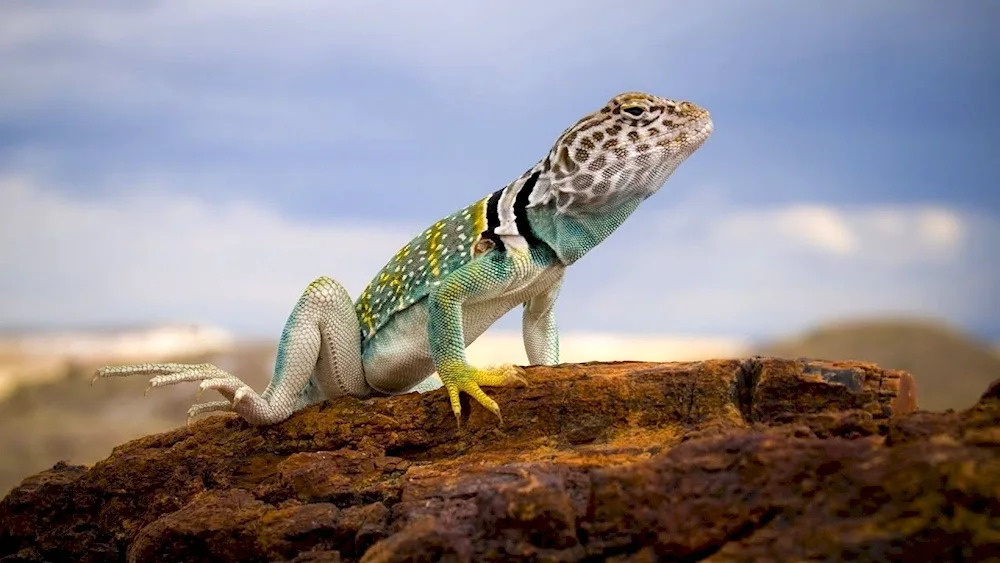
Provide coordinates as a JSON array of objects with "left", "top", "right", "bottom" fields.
[
  {"left": 915, "top": 208, "right": 964, "bottom": 249},
  {"left": 568, "top": 194, "right": 996, "bottom": 336},
  {"left": 0, "top": 176, "right": 416, "bottom": 332},
  {"left": 708, "top": 204, "right": 966, "bottom": 260},
  {"left": 716, "top": 205, "right": 858, "bottom": 255},
  {"left": 1, "top": 177, "right": 995, "bottom": 339}
]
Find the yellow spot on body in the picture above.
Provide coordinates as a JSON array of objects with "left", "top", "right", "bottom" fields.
[
  {"left": 389, "top": 273, "right": 404, "bottom": 298},
  {"left": 427, "top": 220, "right": 445, "bottom": 277},
  {"left": 468, "top": 197, "right": 488, "bottom": 257},
  {"left": 472, "top": 197, "right": 487, "bottom": 236},
  {"left": 357, "top": 289, "right": 375, "bottom": 334}
]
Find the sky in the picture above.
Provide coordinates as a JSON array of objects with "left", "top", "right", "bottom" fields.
[{"left": 1, "top": 0, "right": 998, "bottom": 342}]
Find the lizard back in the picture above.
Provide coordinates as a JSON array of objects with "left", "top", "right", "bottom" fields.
[{"left": 354, "top": 196, "right": 490, "bottom": 342}]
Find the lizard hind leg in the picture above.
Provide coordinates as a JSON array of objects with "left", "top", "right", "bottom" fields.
[
  {"left": 262, "top": 275, "right": 369, "bottom": 408},
  {"left": 94, "top": 275, "right": 367, "bottom": 426}
]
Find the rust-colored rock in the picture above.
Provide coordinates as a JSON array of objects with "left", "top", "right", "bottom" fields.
[{"left": 0, "top": 358, "right": 995, "bottom": 562}]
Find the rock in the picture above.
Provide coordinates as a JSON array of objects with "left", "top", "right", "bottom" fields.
[
  {"left": 756, "top": 318, "right": 1000, "bottom": 411},
  {"left": 0, "top": 358, "right": 995, "bottom": 562}
]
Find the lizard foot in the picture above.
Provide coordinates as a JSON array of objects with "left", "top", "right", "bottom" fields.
[
  {"left": 437, "top": 363, "right": 528, "bottom": 426},
  {"left": 93, "top": 363, "right": 289, "bottom": 425}
]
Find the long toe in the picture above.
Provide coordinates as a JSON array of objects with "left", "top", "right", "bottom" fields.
[
  {"left": 473, "top": 364, "right": 528, "bottom": 387},
  {"left": 196, "top": 378, "right": 240, "bottom": 403},
  {"left": 186, "top": 401, "right": 233, "bottom": 423},
  {"left": 96, "top": 363, "right": 210, "bottom": 380},
  {"left": 148, "top": 367, "right": 227, "bottom": 387}
]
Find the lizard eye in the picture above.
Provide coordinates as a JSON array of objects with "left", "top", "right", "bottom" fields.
[{"left": 622, "top": 105, "right": 645, "bottom": 117}]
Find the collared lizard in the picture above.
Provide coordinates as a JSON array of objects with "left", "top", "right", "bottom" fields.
[{"left": 95, "top": 91, "right": 714, "bottom": 426}]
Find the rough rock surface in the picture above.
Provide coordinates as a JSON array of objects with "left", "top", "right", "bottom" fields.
[{"left": 1, "top": 358, "right": 996, "bottom": 562}]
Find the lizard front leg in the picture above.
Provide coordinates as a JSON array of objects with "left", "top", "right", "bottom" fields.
[
  {"left": 521, "top": 272, "right": 563, "bottom": 366},
  {"left": 95, "top": 276, "right": 370, "bottom": 425},
  {"left": 427, "top": 249, "right": 530, "bottom": 425}
]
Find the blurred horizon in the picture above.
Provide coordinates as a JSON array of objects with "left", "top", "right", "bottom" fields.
[
  {"left": 0, "top": 314, "right": 994, "bottom": 346},
  {"left": 1, "top": 1, "right": 998, "bottom": 342}
]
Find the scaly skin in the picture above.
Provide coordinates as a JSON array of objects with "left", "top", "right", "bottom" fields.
[{"left": 95, "top": 92, "right": 714, "bottom": 427}]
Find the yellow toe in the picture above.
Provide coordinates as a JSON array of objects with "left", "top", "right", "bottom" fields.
[{"left": 439, "top": 363, "right": 526, "bottom": 424}]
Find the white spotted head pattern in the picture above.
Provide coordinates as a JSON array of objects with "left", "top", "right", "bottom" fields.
[{"left": 526, "top": 91, "right": 713, "bottom": 215}]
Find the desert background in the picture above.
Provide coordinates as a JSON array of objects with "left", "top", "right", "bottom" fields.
[{"left": 2, "top": 319, "right": 998, "bottom": 495}]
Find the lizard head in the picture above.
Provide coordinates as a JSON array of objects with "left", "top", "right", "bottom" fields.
[{"left": 529, "top": 91, "right": 713, "bottom": 215}]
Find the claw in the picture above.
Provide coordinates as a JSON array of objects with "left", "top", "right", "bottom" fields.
[
  {"left": 233, "top": 387, "right": 250, "bottom": 406},
  {"left": 509, "top": 366, "right": 529, "bottom": 387},
  {"left": 438, "top": 363, "right": 525, "bottom": 426},
  {"left": 446, "top": 385, "right": 462, "bottom": 423}
]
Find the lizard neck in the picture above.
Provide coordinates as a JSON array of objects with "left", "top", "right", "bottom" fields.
[{"left": 525, "top": 197, "right": 644, "bottom": 266}]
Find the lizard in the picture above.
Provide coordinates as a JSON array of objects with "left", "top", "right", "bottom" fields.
[{"left": 94, "top": 91, "right": 714, "bottom": 427}]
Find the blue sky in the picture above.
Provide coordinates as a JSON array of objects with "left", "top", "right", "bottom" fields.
[{"left": 1, "top": 1, "right": 998, "bottom": 341}]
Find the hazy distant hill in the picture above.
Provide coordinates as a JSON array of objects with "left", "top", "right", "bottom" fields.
[{"left": 758, "top": 318, "right": 1000, "bottom": 412}]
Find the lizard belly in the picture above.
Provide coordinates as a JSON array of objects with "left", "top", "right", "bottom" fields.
[{"left": 361, "top": 261, "right": 565, "bottom": 395}]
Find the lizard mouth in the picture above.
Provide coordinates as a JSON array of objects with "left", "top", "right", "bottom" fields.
[
  {"left": 651, "top": 115, "right": 714, "bottom": 162},
  {"left": 691, "top": 116, "right": 714, "bottom": 145},
  {"left": 650, "top": 112, "right": 713, "bottom": 150}
]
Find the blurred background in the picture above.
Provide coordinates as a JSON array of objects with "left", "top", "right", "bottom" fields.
[{"left": 1, "top": 1, "right": 998, "bottom": 494}]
